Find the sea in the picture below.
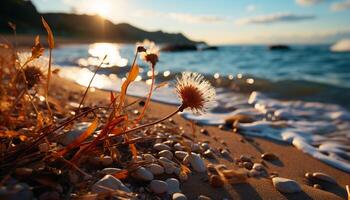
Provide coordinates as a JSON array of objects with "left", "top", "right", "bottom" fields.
[{"left": 50, "top": 43, "right": 350, "bottom": 173}]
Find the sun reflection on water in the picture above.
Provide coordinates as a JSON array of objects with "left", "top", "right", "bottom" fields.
[{"left": 78, "top": 43, "right": 128, "bottom": 68}]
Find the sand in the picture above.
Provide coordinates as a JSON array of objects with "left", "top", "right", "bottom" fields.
[{"left": 49, "top": 75, "right": 349, "bottom": 200}]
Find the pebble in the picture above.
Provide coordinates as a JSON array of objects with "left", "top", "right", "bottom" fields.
[
  {"left": 58, "top": 122, "right": 92, "bottom": 145},
  {"left": 201, "top": 143, "right": 210, "bottom": 151},
  {"left": 313, "top": 184, "right": 322, "bottom": 189},
  {"left": 15, "top": 168, "right": 33, "bottom": 177},
  {"left": 203, "top": 149, "right": 216, "bottom": 159},
  {"left": 159, "top": 157, "right": 176, "bottom": 174},
  {"left": 252, "top": 163, "right": 264, "bottom": 171},
  {"left": 248, "top": 169, "right": 261, "bottom": 177},
  {"left": 158, "top": 150, "right": 173, "bottom": 160},
  {"left": 154, "top": 143, "right": 171, "bottom": 151},
  {"left": 261, "top": 153, "right": 278, "bottom": 161},
  {"left": 191, "top": 143, "right": 200, "bottom": 152},
  {"left": 0, "top": 183, "right": 33, "bottom": 200},
  {"left": 243, "top": 162, "right": 253, "bottom": 170},
  {"left": 145, "top": 164, "right": 164, "bottom": 175},
  {"left": 149, "top": 180, "right": 168, "bottom": 194},
  {"left": 175, "top": 151, "right": 188, "bottom": 160},
  {"left": 143, "top": 154, "right": 157, "bottom": 162},
  {"left": 200, "top": 129, "right": 209, "bottom": 135},
  {"left": 184, "top": 153, "right": 206, "bottom": 173},
  {"left": 312, "top": 172, "right": 337, "bottom": 184},
  {"left": 197, "top": 195, "right": 212, "bottom": 200},
  {"left": 174, "top": 143, "right": 184, "bottom": 151},
  {"left": 132, "top": 167, "right": 154, "bottom": 181},
  {"left": 166, "top": 178, "right": 181, "bottom": 195},
  {"left": 173, "top": 193, "right": 187, "bottom": 200},
  {"left": 101, "top": 156, "right": 113, "bottom": 166},
  {"left": 239, "top": 155, "right": 252, "bottom": 162},
  {"left": 92, "top": 175, "right": 130, "bottom": 193},
  {"left": 272, "top": 177, "right": 301, "bottom": 193},
  {"left": 209, "top": 175, "right": 224, "bottom": 188},
  {"left": 100, "top": 168, "right": 122, "bottom": 175},
  {"left": 221, "top": 149, "right": 230, "bottom": 158}
]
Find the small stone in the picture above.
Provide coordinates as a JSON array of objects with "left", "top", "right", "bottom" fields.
[
  {"left": 164, "top": 140, "right": 174, "bottom": 146},
  {"left": 58, "top": 122, "right": 92, "bottom": 145},
  {"left": 38, "top": 143, "right": 49, "bottom": 152},
  {"left": 305, "top": 172, "right": 312, "bottom": 179},
  {"left": 173, "top": 193, "right": 187, "bottom": 200},
  {"left": 200, "top": 129, "right": 209, "bottom": 135},
  {"left": 191, "top": 143, "right": 200, "bottom": 152},
  {"left": 143, "top": 154, "right": 157, "bottom": 162},
  {"left": 185, "top": 153, "right": 206, "bottom": 173},
  {"left": 313, "top": 184, "right": 322, "bottom": 189},
  {"left": 149, "top": 180, "right": 168, "bottom": 194},
  {"left": 221, "top": 149, "right": 230, "bottom": 158},
  {"left": 239, "top": 155, "right": 252, "bottom": 162},
  {"left": 92, "top": 175, "right": 130, "bottom": 193},
  {"left": 154, "top": 143, "right": 171, "bottom": 151},
  {"left": 132, "top": 167, "right": 154, "bottom": 181},
  {"left": 272, "top": 177, "right": 302, "bottom": 193},
  {"left": 203, "top": 149, "right": 216, "bottom": 159},
  {"left": 201, "top": 143, "right": 210, "bottom": 151},
  {"left": 101, "top": 156, "right": 113, "bottom": 166},
  {"left": 159, "top": 157, "right": 176, "bottom": 174},
  {"left": 15, "top": 168, "right": 33, "bottom": 177},
  {"left": 248, "top": 169, "right": 261, "bottom": 177},
  {"left": 197, "top": 195, "right": 212, "bottom": 200},
  {"left": 243, "top": 162, "right": 253, "bottom": 170},
  {"left": 166, "top": 178, "right": 181, "bottom": 195},
  {"left": 174, "top": 143, "right": 184, "bottom": 151},
  {"left": 100, "top": 168, "right": 122, "bottom": 175},
  {"left": 253, "top": 163, "right": 264, "bottom": 171},
  {"left": 261, "top": 153, "right": 278, "bottom": 161},
  {"left": 312, "top": 172, "right": 337, "bottom": 184},
  {"left": 145, "top": 164, "right": 164, "bottom": 176},
  {"left": 175, "top": 151, "right": 188, "bottom": 160},
  {"left": 158, "top": 150, "right": 173, "bottom": 160},
  {"left": 209, "top": 175, "right": 224, "bottom": 188}
]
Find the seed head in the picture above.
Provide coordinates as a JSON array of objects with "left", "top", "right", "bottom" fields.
[{"left": 176, "top": 72, "right": 216, "bottom": 114}]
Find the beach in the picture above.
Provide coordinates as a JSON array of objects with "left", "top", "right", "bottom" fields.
[{"left": 49, "top": 75, "right": 349, "bottom": 199}]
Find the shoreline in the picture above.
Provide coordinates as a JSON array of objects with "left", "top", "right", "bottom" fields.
[{"left": 50, "top": 75, "right": 349, "bottom": 199}]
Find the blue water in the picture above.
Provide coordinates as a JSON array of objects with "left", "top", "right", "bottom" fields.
[{"left": 52, "top": 43, "right": 350, "bottom": 107}]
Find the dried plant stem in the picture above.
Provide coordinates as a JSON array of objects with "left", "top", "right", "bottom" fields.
[
  {"left": 135, "top": 64, "right": 155, "bottom": 122},
  {"left": 346, "top": 185, "right": 349, "bottom": 200},
  {"left": 77, "top": 55, "right": 107, "bottom": 112},
  {"left": 111, "top": 104, "right": 186, "bottom": 139},
  {"left": 45, "top": 49, "right": 53, "bottom": 120}
]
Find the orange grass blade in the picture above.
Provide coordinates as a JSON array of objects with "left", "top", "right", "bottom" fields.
[
  {"left": 112, "top": 169, "right": 129, "bottom": 180},
  {"left": 41, "top": 17, "right": 55, "bottom": 49},
  {"left": 116, "top": 65, "right": 139, "bottom": 112},
  {"left": 31, "top": 35, "right": 44, "bottom": 59},
  {"left": 154, "top": 81, "right": 169, "bottom": 91},
  {"left": 57, "top": 118, "right": 99, "bottom": 156}
]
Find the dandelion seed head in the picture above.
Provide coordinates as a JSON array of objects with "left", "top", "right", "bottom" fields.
[
  {"left": 17, "top": 52, "right": 48, "bottom": 73},
  {"left": 136, "top": 39, "right": 160, "bottom": 66},
  {"left": 175, "top": 72, "right": 216, "bottom": 114}
]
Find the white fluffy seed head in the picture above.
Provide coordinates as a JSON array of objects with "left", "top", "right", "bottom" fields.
[{"left": 175, "top": 72, "right": 216, "bottom": 114}]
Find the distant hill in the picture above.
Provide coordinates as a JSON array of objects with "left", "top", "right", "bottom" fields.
[{"left": 0, "top": 0, "right": 199, "bottom": 44}]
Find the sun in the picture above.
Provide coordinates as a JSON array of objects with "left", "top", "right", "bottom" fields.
[{"left": 91, "top": 1, "right": 111, "bottom": 18}]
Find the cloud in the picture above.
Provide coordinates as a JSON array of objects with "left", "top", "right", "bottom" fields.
[
  {"left": 331, "top": 0, "right": 350, "bottom": 11},
  {"left": 235, "top": 13, "right": 316, "bottom": 25},
  {"left": 136, "top": 10, "right": 227, "bottom": 24},
  {"left": 246, "top": 5, "right": 257, "bottom": 12},
  {"left": 295, "top": 0, "right": 325, "bottom": 6}
]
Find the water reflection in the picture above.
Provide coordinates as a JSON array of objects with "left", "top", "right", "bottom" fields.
[{"left": 78, "top": 43, "right": 128, "bottom": 67}]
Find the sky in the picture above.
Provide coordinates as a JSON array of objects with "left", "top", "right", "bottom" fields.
[{"left": 31, "top": 0, "right": 350, "bottom": 45}]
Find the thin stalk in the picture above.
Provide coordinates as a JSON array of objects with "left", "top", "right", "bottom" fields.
[
  {"left": 135, "top": 64, "right": 155, "bottom": 122},
  {"left": 45, "top": 49, "right": 53, "bottom": 120},
  {"left": 77, "top": 55, "right": 107, "bottom": 113}
]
